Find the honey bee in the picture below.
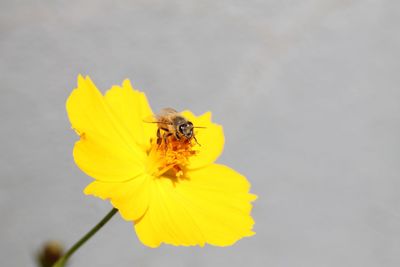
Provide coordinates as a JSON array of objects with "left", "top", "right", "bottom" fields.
[{"left": 149, "top": 108, "right": 201, "bottom": 146}]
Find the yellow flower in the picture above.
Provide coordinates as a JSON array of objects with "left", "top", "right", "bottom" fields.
[{"left": 66, "top": 75, "right": 257, "bottom": 247}]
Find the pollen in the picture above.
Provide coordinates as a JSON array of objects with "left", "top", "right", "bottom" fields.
[{"left": 146, "top": 136, "right": 197, "bottom": 178}]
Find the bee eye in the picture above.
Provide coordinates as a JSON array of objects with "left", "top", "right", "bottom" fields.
[{"left": 179, "top": 124, "right": 186, "bottom": 133}]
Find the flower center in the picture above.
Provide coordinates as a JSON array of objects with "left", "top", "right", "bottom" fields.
[{"left": 146, "top": 136, "right": 197, "bottom": 178}]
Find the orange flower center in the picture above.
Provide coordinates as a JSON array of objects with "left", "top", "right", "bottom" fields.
[{"left": 146, "top": 136, "right": 197, "bottom": 178}]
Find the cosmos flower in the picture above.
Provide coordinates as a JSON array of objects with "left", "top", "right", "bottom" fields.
[{"left": 66, "top": 75, "right": 257, "bottom": 247}]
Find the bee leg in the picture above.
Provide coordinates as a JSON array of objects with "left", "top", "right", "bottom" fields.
[
  {"left": 175, "top": 132, "right": 181, "bottom": 140},
  {"left": 162, "top": 132, "right": 173, "bottom": 153},
  {"left": 158, "top": 127, "right": 169, "bottom": 144},
  {"left": 157, "top": 128, "right": 162, "bottom": 145},
  {"left": 163, "top": 133, "right": 168, "bottom": 147}
]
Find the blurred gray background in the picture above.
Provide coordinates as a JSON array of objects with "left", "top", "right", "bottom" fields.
[{"left": 1, "top": 0, "right": 400, "bottom": 266}]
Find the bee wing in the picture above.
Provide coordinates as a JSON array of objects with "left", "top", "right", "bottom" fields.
[
  {"left": 149, "top": 108, "right": 178, "bottom": 119},
  {"left": 159, "top": 107, "right": 178, "bottom": 116},
  {"left": 142, "top": 114, "right": 161, "bottom": 124},
  {"left": 143, "top": 107, "right": 178, "bottom": 124}
]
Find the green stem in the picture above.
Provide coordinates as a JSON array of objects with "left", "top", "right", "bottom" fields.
[{"left": 53, "top": 208, "right": 118, "bottom": 267}]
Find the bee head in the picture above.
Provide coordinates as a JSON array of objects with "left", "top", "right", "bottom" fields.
[{"left": 178, "top": 121, "right": 194, "bottom": 139}]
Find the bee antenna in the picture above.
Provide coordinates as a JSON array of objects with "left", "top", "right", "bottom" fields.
[
  {"left": 193, "top": 135, "right": 201, "bottom": 146},
  {"left": 193, "top": 126, "right": 206, "bottom": 129}
]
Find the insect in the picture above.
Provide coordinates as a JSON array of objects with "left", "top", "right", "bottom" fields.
[{"left": 148, "top": 108, "right": 202, "bottom": 146}]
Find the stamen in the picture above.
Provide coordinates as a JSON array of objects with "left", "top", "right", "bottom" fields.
[{"left": 147, "top": 136, "right": 196, "bottom": 178}]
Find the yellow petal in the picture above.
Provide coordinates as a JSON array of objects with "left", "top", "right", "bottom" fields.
[
  {"left": 133, "top": 178, "right": 205, "bottom": 247},
  {"left": 181, "top": 111, "right": 224, "bottom": 169},
  {"left": 134, "top": 164, "right": 256, "bottom": 247},
  {"left": 66, "top": 75, "right": 145, "bottom": 182},
  {"left": 84, "top": 174, "right": 151, "bottom": 221},
  {"left": 104, "top": 80, "right": 156, "bottom": 151}
]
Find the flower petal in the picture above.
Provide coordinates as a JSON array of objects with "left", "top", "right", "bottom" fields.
[
  {"left": 181, "top": 111, "right": 224, "bottom": 169},
  {"left": 104, "top": 80, "right": 157, "bottom": 151},
  {"left": 84, "top": 174, "right": 151, "bottom": 221},
  {"left": 133, "top": 178, "right": 205, "bottom": 247},
  {"left": 134, "top": 164, "right": 256, "bottom": 247},
  {"left": 66, "top": 75, "right": 145, "bottom": 182}
]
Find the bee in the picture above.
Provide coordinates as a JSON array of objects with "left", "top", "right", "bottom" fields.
[{"left": 149, "top": 108, "right": 202, "bottom": 146}]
